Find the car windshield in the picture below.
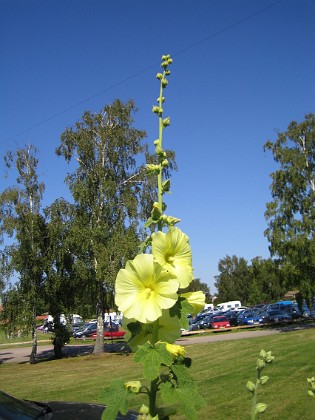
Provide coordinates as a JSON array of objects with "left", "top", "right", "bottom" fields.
[
  {"left": 0, "top": 391, "right": 47, "bottom": 419},
  {"left": 268, "top": 310, "right": 282, "bottom": 315},
  {"left": 213, "top": 317, "right": 227, "bottom": 322}
]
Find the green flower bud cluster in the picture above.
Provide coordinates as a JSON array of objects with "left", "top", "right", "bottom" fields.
[
  {"left": 152, "top": 105, "right": 163, "bottom": 116},
  {"left": 161, "top": 54, "right": 173, "bottom": 68},
  {"left": 148, "top": 53, "right": 173, "bottom": 227},
  {"left": 247, "top": 349, "right": 275, "bottom": 419},
  {"left": 256, "top": 349, "right": 274, "bottom": 369}
]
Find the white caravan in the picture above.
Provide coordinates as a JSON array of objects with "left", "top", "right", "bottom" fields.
[{"left": 216, "top": 301, "right": 242, "bottom": 311}]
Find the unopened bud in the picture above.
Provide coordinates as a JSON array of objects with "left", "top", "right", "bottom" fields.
[{"left": 162, "top": 117, "right": 170, "bottom": 127}]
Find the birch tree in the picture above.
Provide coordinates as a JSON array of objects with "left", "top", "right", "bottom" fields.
[
  {"left": 264, "top": 113, "right": 315, "bottom": 302},
  {"left": 56, "top": 99, "right": 151, "bottom": 354},
  {"left": 0, "top": 145, "right": 46, "bottom": 363}
]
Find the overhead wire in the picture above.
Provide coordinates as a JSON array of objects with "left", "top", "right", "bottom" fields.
[{"left": 1, "top": 0, "right": 284, "bottom": 147}]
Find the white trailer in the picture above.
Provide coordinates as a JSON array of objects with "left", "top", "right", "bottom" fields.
[{"left": 216, "top": 300, "right": 242, "bottom": 311}]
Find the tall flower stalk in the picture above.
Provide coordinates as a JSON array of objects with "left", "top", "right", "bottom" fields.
[{"left": 100, "top": 55, "right": 205, "bottom": 420}]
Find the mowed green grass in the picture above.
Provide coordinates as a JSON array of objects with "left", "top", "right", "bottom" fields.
[{"left": 1, "top": 328, "right": 315, "bottom": 419}]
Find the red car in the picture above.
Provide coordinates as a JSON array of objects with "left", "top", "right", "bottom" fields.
[
  {"left": 92, "top": 329, "right": 126, "bottom": 340},
  {"left": 211, "top": 316, "right": 231, "bottom": 330}
]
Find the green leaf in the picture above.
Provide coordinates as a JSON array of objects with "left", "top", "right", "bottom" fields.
[
  {"left": 99, "top": 380, "right": 129, "bottom": 420},
  {"left": 160, "top": 373, "right": 205, "bottom": 420},
  {"left": 170, "top": 297, "right": 195, "bottom": 330},
  {"left": 134, "top": 342, "right": 173, "bottom": 381}
]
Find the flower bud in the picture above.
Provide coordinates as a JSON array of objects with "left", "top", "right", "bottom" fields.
[
  {"left": 246, "top": 381, "right": 256, "bottom": 392},
  {"left": 165, "top": 70, "right": 171, "bottom": 76},
  {"left": 256, "top": 358, "right": 265, "bottom": 369},
  {"left": 151, "top": 202, "right": 162, "bottom": 220},
  {"left": 153, "top": 139, "right": 159, "bottom": 145},
  {"left": 162, "top": 117, "right": 170, "bottom": 127},
  {"left": 161, "top": 78, "right": 168, "bottom": 87},
  {"left": 155, "top": 145, "right": 164, "bottom": 156},
  {"left": 166, "top": 343, "right": 186, "bottom": 357},
  {"left": 139, "top": 404, "right": 149, "bottom": 414},
  {"left": 260, "top": 375, "right": 269, "bottom": 385},
  {"left": 255, "top": 403, "right": 267, "bottom": 414},
  {"left": 161, "top": 159, "right": 169, "bottom": 167},
  {"left": 124, "top": 380, "right": 141, "bottom": 393},
  {"left": 156, "top": 72, "right": 163, "bottom": 80}
]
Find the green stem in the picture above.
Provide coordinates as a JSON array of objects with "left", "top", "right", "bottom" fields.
[
  {"left": 157, "top": 74, "right": 165, "bottom": 231},
  {"left": 251, "top": 370, "right": 261, "bottom": 420},
  {"left": 152, "top": 318, "right": 159, "bottom": 344},
  {"left": 149, "top": 378, "right": 159, "bottom": 417}
]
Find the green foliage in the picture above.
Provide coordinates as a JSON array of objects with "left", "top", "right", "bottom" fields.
[
  {"left": 215, "top": 255, "right": 286, "bottom": 305},
  {"left": 264, "top": 113, "right": 315, "bottom": 298},
  {"left": 134, "top": 342, "right": 173, "bottom": 381},
  {"left": 56, "top": 99, "right": 155, "bottom": 352},
  {"left": 99, "top": 380, "right": 129, "bottom": 419},
  {"left": 0, "top": 145, "right": 46, "bottom": 363}
]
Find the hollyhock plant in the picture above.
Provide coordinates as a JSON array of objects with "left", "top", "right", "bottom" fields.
[{"left": 100, "top": 55, "right": 205, "bottom": 420}]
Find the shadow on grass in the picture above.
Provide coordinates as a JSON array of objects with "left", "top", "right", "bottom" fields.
[{"left": 0, "top": 339, "right": 131, "bottom": 365}]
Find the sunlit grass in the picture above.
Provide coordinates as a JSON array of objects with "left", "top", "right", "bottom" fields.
[{"left": 1, "top": 328, "right": 314, "bottom": 419}]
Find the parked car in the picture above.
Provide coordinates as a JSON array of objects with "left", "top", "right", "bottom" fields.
[
  {"left": 211, "top": 316, "right": 231, "bottom": 330},
  {"left": 189, "top": 312, "right": 208, "bottom": 331},
  {"left": 0, "top": 389, "right": 138, "bottom": 419},
  {"left": 261, "top": 310, "right": 292, "bottom": 324},
  {"left": 92, "top": 330, "right": 126, "bottom": 339},
  {"left": 198, "top": 314, "right": 216, "bottom": 329},
  {"left": 73, "top": 322, "right": 97, "bottom": 339},
  {"left": 92, "top": 323, "right": 126, "bottom": 339},
  {"left": 224, "top": 311, "right": 239, "bottom": 326},
  {"left": 237, "top": 310, "right": 263, "bottom": 326}
]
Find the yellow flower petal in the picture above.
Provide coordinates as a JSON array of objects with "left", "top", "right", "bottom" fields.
[
  {"left": 152, "top": 227, "right": 193, "bottom": 288},
  {"left": 115, "top": 254, "right": 179, "bottom": 323}
]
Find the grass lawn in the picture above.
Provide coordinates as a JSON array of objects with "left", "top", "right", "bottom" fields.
[{"left": 1, "top": 327, "right": 315, "bottom": 419}]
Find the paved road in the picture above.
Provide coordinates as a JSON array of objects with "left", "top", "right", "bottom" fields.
[
  {"left": 0, "top": 329, "right": 282, "bottom": 364},
  {"left": 3, "top": 322, "right": 315, "bottom": 364}
]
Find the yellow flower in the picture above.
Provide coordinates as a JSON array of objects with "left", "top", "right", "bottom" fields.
[
  {"left": 180, "top": 291, "right": 206, "bottom": 315},
  {"left": 166, "top": 343, "right": 186, "bottom": 357},
  {"left": 115, "top": 253, "right": 179, "bottom": 323},
  {"left": 124, "top": 381, "right": 141, "bottom": 393},
  {"left": 152, "top": 227, "right": 193, "bottom": 288}
]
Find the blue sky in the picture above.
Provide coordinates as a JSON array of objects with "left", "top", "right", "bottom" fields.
[{"left": 1, "top": 0, "right": 315, "bottom": 293}]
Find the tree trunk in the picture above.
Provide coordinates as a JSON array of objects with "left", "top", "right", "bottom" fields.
[
  {"left": 29, "top": 324, "right": 37, "bottom": 364},
  {"left": 93, "top": 308, "right": 104, "bottom": 355}
]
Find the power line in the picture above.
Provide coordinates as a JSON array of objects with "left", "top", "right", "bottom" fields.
[{"left": 1, "top": 0, "right": 284, "bottom": 146}]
